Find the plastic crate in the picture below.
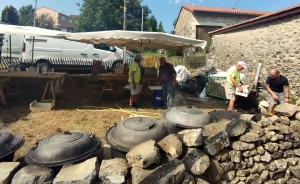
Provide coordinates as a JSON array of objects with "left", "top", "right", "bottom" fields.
[{"left": 204, "top": 76, "right": 227, "bottom": 100}]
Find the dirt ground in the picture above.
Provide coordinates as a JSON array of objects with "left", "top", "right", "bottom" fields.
[{"left": 0, "top": 78, "right": 225, "bottom": 161}]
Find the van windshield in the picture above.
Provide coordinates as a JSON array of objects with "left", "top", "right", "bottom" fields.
[{"left": 94, "top": 43, "right": 115, "bottom": 52}]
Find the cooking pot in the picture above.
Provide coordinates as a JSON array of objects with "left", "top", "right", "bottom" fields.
[
  {"left": 207, "top": 110, "right": 242, "bottom": 124},
  {"left": 25, "top": 130, "right": 101, "bottom": 167},
  {"left": 106, "top": 117, "right": 168, "bottom": 153},
  {"left": 164, "top": 106, "right": 212, "bottom": 128},
  {"left": 0, "top": 130, "right": 25, "bottom": 161}
]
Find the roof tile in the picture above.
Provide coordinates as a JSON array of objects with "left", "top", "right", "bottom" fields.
[{"left": 182, "top": 4, "right": 271, "bottom": 15}]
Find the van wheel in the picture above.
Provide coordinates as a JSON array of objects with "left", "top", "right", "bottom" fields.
[{"left": 35, "top": 59, "right": 52, "bottom": 69}]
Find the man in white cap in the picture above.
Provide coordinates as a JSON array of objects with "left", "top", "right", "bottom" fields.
[
  {"left": 225, "top": 61, "right": 247, "bottom": 111},
  {"left": 128, "top": 55, "right": 143, "bottom": 110}
]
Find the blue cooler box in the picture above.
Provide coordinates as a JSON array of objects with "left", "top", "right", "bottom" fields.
[{"left": 152, "top": 90, "right": 164, "bottom": 107}]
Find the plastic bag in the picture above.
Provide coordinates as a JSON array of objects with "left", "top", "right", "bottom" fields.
[
  {"left": 175, "top": 65, "right": 190, "bottom": 85},
  {"left": 199, "top": 87, "right": 207, "bottom": 99}
]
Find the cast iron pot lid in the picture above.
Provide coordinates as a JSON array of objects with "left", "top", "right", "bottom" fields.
[
  {"left": 25, "top": 130, "right": 101, "bottom": 167},
  {"left": 106, "top": 117, "right": 168, "bottom": 152},
  {"left": 0, "top": 131, "right": 25, "bottom": 159},
  {"left": 163, "top": 106, "right": 212, "bottom": 128},
  {"left": 207, "top": 110, "right": 242, "bottom": 124}
]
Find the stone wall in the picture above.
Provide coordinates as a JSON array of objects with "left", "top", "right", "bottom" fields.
[
  {"left": 4, "top": 107, "right": 300, "bottom": 184},
  {"left": 175, "top": 9, "right": 256, "bottom": 39},
  {"left": 175, "top": 8, "right": 195, "bottom": 39},
  {"left": 208, "top": 13, "right": 300, "bottom": 96}
]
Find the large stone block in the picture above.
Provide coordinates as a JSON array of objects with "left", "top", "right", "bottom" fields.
[
  {"left": 203, "top": 131, "right": 230, "bottom": 155},
  {"left": 157, "top": 134, "right": 183, "bottom": 158},
  {"left": 126, "top": 140, "right": 161, "bottom": 168}
]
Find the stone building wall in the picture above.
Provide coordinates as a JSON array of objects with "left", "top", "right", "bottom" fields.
[
  {"left": 175, "top": 8, "right": 257, "bottom": 39},
  {"left": 175, "top": 8, "right": 195, "bottom": 39},
  {"left": 208, "top": 14, "right": 300, "bottom": 96}
]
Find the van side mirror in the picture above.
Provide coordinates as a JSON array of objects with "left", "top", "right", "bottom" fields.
[{"left": 110, "top": 46, "right": 116, "bottom": 52}]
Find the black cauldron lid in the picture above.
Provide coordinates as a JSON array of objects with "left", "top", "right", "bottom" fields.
[
  {"left": 207, "top": 110, "right": 242, "bottom": 124},
  {"left": 163, "top": 106, "right": 212, "bottom": 128},
  {"left": 106, "top": 117, "right": 168, "bottom": 152},
  {"left": 25, "top": 130, "right": 101, "bottom": 167},
  {"left": 0, "top": 131, "right": 25, "bottom": 159}
]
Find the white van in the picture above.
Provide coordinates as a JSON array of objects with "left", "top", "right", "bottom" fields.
[{"left": 1, "top": 34, "right": 133, "bottom": 63}]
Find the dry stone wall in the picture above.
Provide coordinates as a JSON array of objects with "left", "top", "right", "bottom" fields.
[
  {"left": 208, "top": 14, "right": 300, "bottom": 96},
  {"left": 3, "top": 107, "right": 300, "bottom": 183}
]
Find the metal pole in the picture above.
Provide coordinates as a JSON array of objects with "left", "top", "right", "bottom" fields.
[
  {"left": 123, "top": 0, "right": 127, "bottom": 65},
  {"left": 33, "top": 0, "right": 37, "bottom": 26},
  {"left": 32, "top": 0, "right": 37, "bottom": 66},
  {"left": 123, "top": 0, "right": 127, "bottom": 30},
  {"left": 141, "top": 8, "right": 143, "bottom": 31}
]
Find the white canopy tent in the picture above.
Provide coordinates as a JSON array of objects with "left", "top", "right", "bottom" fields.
[
  {"left": 0, "top": 24, "right": 67, "bottom": 38},
  {"left": 0, "top": 25, "right": 207, "bottom": 51},
  {"left": 64, "top": 30, "right": 207, "bottom": 51},
  {"left": 0, "top": 25, "right": 207, "bottom": 63}
]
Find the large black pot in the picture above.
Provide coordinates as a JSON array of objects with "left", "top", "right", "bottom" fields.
[
  {"left": 163, "top": 106, "right": 213, "bottom": 133},
  {"left": 207, "top": 110, "right": 242, "bottom": 124},
  {"left": 25, "top": 130, "right": 101, "bottom": 167},
  {"left": 106, "top": 117, "right": 168, "bottom": 154},
  {"left": 0, "top": 130, "right": 25, "bottom": 162}
]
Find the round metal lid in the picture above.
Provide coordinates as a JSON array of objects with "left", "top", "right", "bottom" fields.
[
  {"left": 25, "top": 130, "right": 101, "bottom": 167},
  {"left": 0, "top": 131, "right": 25, "bottom": 159},
  {"left": 208, "top": 110, "right": 242, "bottom": 124},
  {"left": 163, "top": 106, "right": 212, "bottom": 128},
  {"left": 106, "top": 117, "right": 168, "bottom": 152}
]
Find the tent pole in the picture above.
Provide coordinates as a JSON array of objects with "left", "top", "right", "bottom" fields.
[
  {"left": 31, "top": 36, "right": 35, "bottom": 66},
  {"left": 9, "top": 35, "right": 12, "bottom": 63}
]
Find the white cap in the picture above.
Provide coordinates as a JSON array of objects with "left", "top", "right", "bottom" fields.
[
  {"left": 134, "top": 55, "right": 143, "bottom": 60},
  {"left": 237, "top": 61, "right": 247, "bottom": 69}
]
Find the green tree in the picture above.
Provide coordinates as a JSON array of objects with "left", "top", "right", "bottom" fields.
[
  {"left": 165, "top": 30, "right": 183, "bottom": 57},
  {"left": 75, "top": 0, "right": 151, "bottom": 32},
  {"left": 1, "top": 5, "right": 18, "bottom": 25},
  {"left": 36, "top": 13, "right": 54, "bottom": 29},
  {"left": 145, "top": 15, "right": 157, "bottom": 32},
  {"left": 18, "top": 5, "right": 34, "bottom": 26},
  {"left": 157, "top": 21, "right": 165, "bottom": 32}
]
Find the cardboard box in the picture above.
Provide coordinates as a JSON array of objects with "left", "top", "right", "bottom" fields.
[
  {"left": 114, "top": 68, "right": 124, "bottom": 75},
  {"left": 235, "top": 84, "right": 253, "bottom": 97},
  {"left": 30, "top": 100, "right": 55, "bottom": 111}
]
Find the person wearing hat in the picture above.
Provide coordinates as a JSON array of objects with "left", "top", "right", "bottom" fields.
[
  {"left": 158, "top": 57, "right": 177, "bottom": 109},
  {"left": 128, "top": 55, "right": 143, "bottom": 110},
  {"left": 266, "top": 68, "right": 290, "bottom": 115},
  {"left": 225, "top": 61, "right": 247, "bottom": 111}
]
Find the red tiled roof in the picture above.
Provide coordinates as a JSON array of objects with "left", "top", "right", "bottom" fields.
[
  {"left": 208, "top": 3, "right": 300, "bottom": 35},
  {"left": 182, "top": 4, "right": 271, "bottom": 16}
]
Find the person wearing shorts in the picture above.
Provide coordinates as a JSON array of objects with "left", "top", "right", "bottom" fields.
[
  {"left": 128, "top": 55, "right": 142, "bottom": 110},
  {"left": 266, "top": 68, "right": 289, "bottom": 114},
  {"left": 225, "top": 61, "right": 247, "bottom": 111}
]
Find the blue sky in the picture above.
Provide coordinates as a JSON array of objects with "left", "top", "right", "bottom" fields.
[{"left": 1, "top": 0, "right": 300, "bottom": 33}]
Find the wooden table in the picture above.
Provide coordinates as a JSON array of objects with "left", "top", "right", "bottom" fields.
[
  {"left": 97, "top": 73, "right": 159, "bottom": 82},
  {"left": 97, "top": 73, "right": 159, "bottom": 101},
  {"left": 0, "top": 71, "right": 67, "bottom": 106}
]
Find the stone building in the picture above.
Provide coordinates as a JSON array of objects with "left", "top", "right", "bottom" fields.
[
  {"left": 208, "top": 4, "right": 300, "bottom": 96},
  {"left": 174, "top": 4, "right": 269, "bottom": 47}
]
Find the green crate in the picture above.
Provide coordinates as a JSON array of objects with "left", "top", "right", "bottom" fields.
[{"left": 204, "top": 76, "right": 227, "bottom": 100}]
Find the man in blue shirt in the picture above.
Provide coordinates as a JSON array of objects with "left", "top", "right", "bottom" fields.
[{"left": 159, "top": 57, "right": 176, "bottom": 109}]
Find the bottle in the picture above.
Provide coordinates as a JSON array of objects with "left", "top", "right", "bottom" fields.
[{"left": 36, "top": 64, "right": 40, "bottom": 73}]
